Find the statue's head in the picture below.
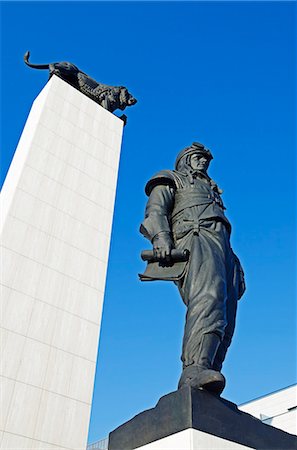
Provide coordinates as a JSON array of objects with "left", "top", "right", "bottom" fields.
[
  {"left": 102, "top": 86, "right": 137, "bottom": 112},
  {"left": 118, "top": 87, "right": 137, "bottom": 110},
  {"left": 175, "top": 142, "right": 213, "bottom": 174}
]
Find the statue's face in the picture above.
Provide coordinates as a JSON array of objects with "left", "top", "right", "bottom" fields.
[
  {"left": 190, "top": 152, "right": 210, "bottom": 173},
  {"left": 119, "top": 88, "right": 137, "bottom": 110}
]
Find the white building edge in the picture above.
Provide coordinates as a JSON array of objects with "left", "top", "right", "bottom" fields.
[
  {"left": 87, "top": 384, "right": 297, "bottom": 450},
  {"left": 239, "top": 383, "right": 296, "bottom": 435}
]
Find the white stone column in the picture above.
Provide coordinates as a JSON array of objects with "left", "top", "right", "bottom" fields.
[{"left": 0, "top": 76, "right": 123, "bottom": 450}]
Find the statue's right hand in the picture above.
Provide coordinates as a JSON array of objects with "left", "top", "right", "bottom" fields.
[{"left": 152, "top": 232, "right": 174, "bottom": 262}]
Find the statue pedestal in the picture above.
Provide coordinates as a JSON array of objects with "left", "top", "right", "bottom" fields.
[{"left": 108, "top": 387, "right": 297, "bottom": 450}]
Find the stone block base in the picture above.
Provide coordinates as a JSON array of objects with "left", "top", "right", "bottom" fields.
[{"left": 108, "top": 386, "right": 297, "bottom": 449}]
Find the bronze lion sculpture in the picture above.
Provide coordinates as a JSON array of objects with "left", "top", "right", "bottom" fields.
[{"left": 24, "top": 51, "right": 137, "bottom": 115}]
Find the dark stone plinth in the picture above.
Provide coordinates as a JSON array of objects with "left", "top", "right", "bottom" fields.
[{"left": 108, "top": 387, "right": 297, "bottom": 449}]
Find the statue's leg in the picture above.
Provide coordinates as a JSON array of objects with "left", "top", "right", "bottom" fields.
[
  {"left": 178, "top": 223, "right": 229, "bottom": 393},
  {"left": 212, "top": 251, "right": 238, "bottom": 371}
]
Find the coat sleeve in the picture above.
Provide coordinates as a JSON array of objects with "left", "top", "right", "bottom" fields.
[{"left": 140, "top": 184, "right": 175, "bottom": 241}]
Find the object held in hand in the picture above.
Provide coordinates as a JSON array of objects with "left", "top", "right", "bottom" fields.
[
  {"left": 139, "top": 249, "right": 190, "bottom": 282},
  {"left": 141, "top": 249, "right": 189, "bottom": 262}
]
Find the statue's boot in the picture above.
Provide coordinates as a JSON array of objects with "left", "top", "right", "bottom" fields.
[
  {"left": 212, "top": 340, "right": 229, "bottom": 372},
  {"left": 178, "top": 333, "right": 225, "bottom": 395}
]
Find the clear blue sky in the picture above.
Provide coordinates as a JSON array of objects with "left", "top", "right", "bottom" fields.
[{"left": 1, "top": 1, "right": 296, "bottom": 444}]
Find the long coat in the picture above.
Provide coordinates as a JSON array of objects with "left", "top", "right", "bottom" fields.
[{"left": 140, "top": 169, "right": 245, "bottom": 370}]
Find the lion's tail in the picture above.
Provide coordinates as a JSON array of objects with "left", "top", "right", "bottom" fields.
[{"left": 24, "top": 51, "right": 50, "bottom": 70}]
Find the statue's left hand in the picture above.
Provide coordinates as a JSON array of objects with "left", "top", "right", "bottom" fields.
[{"left": 152, "top": 232, "right": 174, "bottom": 262}]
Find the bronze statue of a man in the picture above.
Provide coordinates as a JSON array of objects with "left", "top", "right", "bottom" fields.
[{"left": 140, "top": 142, "right": 245, "bottom": 394}]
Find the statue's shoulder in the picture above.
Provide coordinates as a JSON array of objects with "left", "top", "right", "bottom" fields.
[{"left": 145, "top": 170, "right": 185, "bottom": 196}]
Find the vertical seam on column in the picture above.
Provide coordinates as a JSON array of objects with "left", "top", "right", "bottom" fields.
[{"left": 0, "top": 366, "right": 18, "bottom": 437}]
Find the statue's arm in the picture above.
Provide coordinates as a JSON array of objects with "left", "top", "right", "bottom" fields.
[
  {"left": 140, "top": 184, "right": 174, "bottom": 240},
  {"left": 140, "top": 185, "right": 175, "bottom": 261}
]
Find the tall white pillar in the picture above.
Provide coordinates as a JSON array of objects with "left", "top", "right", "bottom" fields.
[{"left": 0, "top": 75, "right": 123, "bottom": 450}]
